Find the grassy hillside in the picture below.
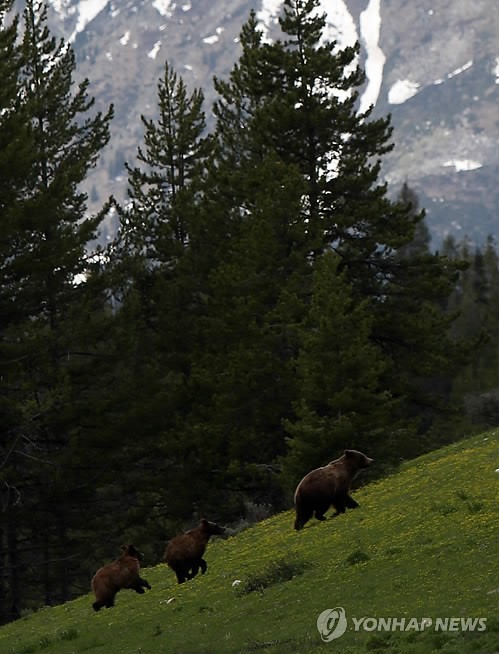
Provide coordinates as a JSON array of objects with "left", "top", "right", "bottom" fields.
[{"left": 1, "top": 431, "right": 497, "bottom": 654}]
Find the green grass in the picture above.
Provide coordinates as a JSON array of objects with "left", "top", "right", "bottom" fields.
[{"left": 1, "top": 430, "right": 498, "bottom": 654}]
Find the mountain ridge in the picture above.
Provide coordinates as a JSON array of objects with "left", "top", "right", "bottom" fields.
[{"left": 34, "top": 0, "right": 499, "bottom": 245}]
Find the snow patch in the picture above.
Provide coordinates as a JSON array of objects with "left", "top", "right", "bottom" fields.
[
  {"left": 493, "top": 57, "right": 499, "bottom": 84},
  {"left": 388, "top": 79, "right": 420, "bottom": 104},
  {"left": 181, "top": 2, "right": 191, "bottom": 10},
  {"left": 119, "top": 31, "right": 130, "bottom": 46},
  {"left": 152, "top": 0, "right": 175, "bottom": 18},
  {"left": 148, "top": 41, "right": 162, "bottom": 59},
  {"left": 320, "top": 0, "right": 358, "bottom": 103},
  {"left": 443, "top": 159, "right": 482, "bottom": 172},
  {"left": 50, "top": 0, "right": 77, "bottom": 21},
  {"left": 203, "top": 34, "right": 219, "bottom": 45},
  {"left": 447, "top": 59, "right": 473, "bottom": 79},
  {"left": 256, "top": 0, "right": 283, "bottom": 43},
  {"left": 320, "top": 0, "right": 358, "bottom": 50},
  {"left": 203, "top": 27, "right": 223, "bottom": 45},
  {"left": 390, "top": 59, "right": 472, "bottom": 102},
  {"left": 69, "top": 0, "right": 109, "bottom": 42},
  {"left": 256, "top": 0, "right": 358, "bottom": 50},
  {"left": 358, "top": 0, "right": 385, "bottom": 114}
]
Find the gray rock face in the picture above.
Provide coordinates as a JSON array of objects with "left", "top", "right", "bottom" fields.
[{"left": 31, "top": 0, "right": 497, "bottom": 245}]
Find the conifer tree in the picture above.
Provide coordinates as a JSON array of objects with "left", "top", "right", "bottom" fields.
[
  {"left": 210, "top": 0, "right": 465, "bottom": 476},
  {"left": 119, "top": 62, "right": 211, "bottom": 266},
  {"left": 283, "top": 253, "right": 392, "bottom": 484},
  {"left": 110, "top": 63, "right": 216, "bottom": 529},
  {"left": 480, "top": 237, "right": 499, "bottom": 391},
  {"left": 0, "top": 0, "right": 113, "bottom": 618},
  {"left": 0, "top": 0, "right": 33, "bottom": 622},
  {"left": 396, "top": 182, "right": 431, "bottom": 257},
  {"left": 189, "top": 153, "right": 307, "bottom": 508},
  {"left": 447, "top": 236, "right": 499, "bottom": 399}
]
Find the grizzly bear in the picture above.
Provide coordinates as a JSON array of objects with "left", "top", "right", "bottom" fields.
[
  {"left": 164, "top": 519, "right": 226, "bottom": 584},
  {"left": 91, "top": 544, "right": 151, "bottom": 611},
  {"left": 294, "top": 449, "right": 374, "bottom": 530}
]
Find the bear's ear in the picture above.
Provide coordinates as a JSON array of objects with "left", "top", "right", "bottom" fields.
[
  {"left": 344, "top": 449, "right": 353, "bottom": 456},
  {"left": 120, "top": 544, "right": 127, "bottom": 551}
]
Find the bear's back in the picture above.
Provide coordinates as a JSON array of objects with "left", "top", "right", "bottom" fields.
[
  {"left": 295, "top": 464, "right": 341, "bottom": 500},
  {"left": 165, "top": 530, "right": 206, "bottom": 564}
]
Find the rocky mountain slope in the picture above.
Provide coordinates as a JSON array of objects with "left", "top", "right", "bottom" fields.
[{"left": 39, "top": 0, "right": 498, "bottom": 245}]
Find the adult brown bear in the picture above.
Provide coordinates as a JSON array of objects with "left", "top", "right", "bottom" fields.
[
  {"left": 164, "top": 519, "right": 226, "bottom": 584},
  {"left": 91, "top": 544, "right": 151, "bottom": 611},
  {"left": 294, "top": 449, "right": 374, "bottom": 530}
]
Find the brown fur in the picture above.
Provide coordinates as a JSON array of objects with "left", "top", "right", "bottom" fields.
[
  {"left": 294, "top": 449, "right": 374, "bottom": 530},
  {"left": 91, "top": 544, "right": 151, "bottom": 611},
  {"left": 164, "top": 519, "right": 226, "bottom": 584}
]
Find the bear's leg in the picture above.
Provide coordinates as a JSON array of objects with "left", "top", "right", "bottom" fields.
[
  {"left": 331, "top": 498, "right": 346, "bottom": 516},
  {"left": 294, "top": 504, "right": 313, "bottom": 530},
  {"left": 186, "top": 563, "right": 199, "bottom": 580},
  {"left": 139, "top": 576, "right": 151, "bottom": 589},
  {"left": 345, "top": 494, "right": 359, "bottom": 509},
  {"left": 314, "top": 501, "right": 330, "bottom": 522},
  {"left": 173, "top": 565, "right": 187, "bottom": 584},
  {"left": 133, "top": 585, "right": 145, "bottom": 594},
  {"left": 105, "top": 597, "right": 115, "bottom": 608},
  {"left": 199, "top": 559, "right": 207, "bottom": 574},
  {"left": 92, "top": 600, "right": 104, "bottom": 612}
]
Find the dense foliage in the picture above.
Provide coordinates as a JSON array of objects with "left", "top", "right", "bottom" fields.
[{"left": 0, "top": 0, "right": 497, "bottom": 622}]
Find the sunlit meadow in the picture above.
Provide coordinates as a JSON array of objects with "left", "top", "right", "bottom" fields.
[{"left": 0, "top": 430, "right": 497, "bottom": 654}]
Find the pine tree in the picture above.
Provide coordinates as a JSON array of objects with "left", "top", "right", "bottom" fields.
[
  {"left": 210, "top": 0, "right": 465, "bottom": 472},
  {"left": 283, "top": 253, "right": 392, "bottom": 485},
  {"left": 109, "top": 63, "right": 217, "bottom": 532},
  {"left": 396, "top": 182, "right": 431, "bottom": 257},
  {"left": 480, "top": 237, "right": 499, "bottom": 391},
  {"left": 119, "top": 61, "right": 211, "bottom": 266},
  {"left": 0, "top": 0, "right": 33, "bottom": 620},
  {"left": 0, "top": 0, "right": 36, "bottom": 329},
  {"left": 214, "top": 0, "right": 399, "bottom": 263},
  {"left": 448, "top": 236, "right": 499, "bottom": 399},
  {"left": 189, "top": 153, "right": 307, "bottom": 509},
  {"left": 0, "top": 0, "right": 114, "bottom": 619}
]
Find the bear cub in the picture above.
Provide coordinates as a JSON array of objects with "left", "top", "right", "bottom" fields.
[
  {"left": 164, "top": 519, "right": 226, "bottom": 584},
  {"left": 294, "top": 449, "right": 373, "bottom": 530},
  {"left": 91, "top": 544, "right": 151, "bottom": 611}
]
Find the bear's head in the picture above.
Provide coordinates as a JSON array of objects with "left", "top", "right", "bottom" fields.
[
  {"left": 121, "top": 544, "right": 144, "bottom": 561},
  {"left": 344, "top": 449, "right": 374, "bottom": 469},
  {"left": 200, "top": 519, "right": 226, "bottom": 537}
]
